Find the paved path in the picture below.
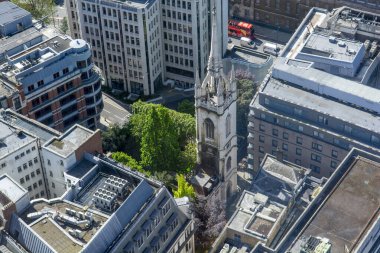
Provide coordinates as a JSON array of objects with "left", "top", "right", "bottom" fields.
[{"left": 100, "top": 93, "right": 131, "bottom": 128}]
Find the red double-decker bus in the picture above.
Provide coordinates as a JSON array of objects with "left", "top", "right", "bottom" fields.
[{"left": 228, "top": 19, "right": 255, "bottom": 40}]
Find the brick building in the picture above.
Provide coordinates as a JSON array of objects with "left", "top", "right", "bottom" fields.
[{"left": 0, "top": 35, "right": 103, "bottom": 131}]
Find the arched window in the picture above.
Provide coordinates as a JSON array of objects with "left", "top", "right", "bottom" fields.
[
  {"left": 205, "top": 119, "right": 214, "bottom": 139},
  {"left": 226, "top": 157, "right": 232, "bottom": 171},
  {"left": 226, "top": 114, "right": 231, "bottom": 137}
]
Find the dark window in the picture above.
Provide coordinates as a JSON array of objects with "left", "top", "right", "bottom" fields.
[
  {"left": 41, "top": 93, "right": 49, "bottom": 102},
  {"left": 37, "top": 80, "right": 44, "bottom": 87},
  {"left": 57, "top": 85, "right": 65, "bottom": 94},
  {"left": 63, "top": 68, "right": 69, "bottom": 74},
  {"left": 296, "top": 148, "right": 302, "bottom": 155},
  {"left": 53, "top": 72, "right": 60, "bottom": 79},
  {"left": 332, "top": 150, "right": 338, "bottom": 158},
  {"left": 296, "top": 137, "right": 303, "bottom": 145},
  {"left": 283, "top": 132, "right": 289, "bottom": 140},
  {"left": 205, "top": 119, "right": 214, "bottom": 139}
]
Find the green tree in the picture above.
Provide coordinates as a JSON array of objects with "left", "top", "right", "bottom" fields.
[
  {"left": 173, "top": 174, "right": 195, "bottom": 199},
  {"left": 139, "top": 106, "right": 180, "bottom": 172},
  {"left": 12, "top": 0, "right": 55, "bottom": 22},
  {"left": 177, "top": 99, "right": 195, "bottom": 116},
  {"left": 131, "top": 101, "right": 195, "bottom": 146},
  {"left": 60, "top": 17, "right": 69, "bottom": 34},
  {"left": 237, "top": 79, "right": 256, "bottom": 137},
  {"left": 179, "top": 140, "right": 197, "bottom": 173},
  {"left": 101, "top": 123, "right": 132, "bottom": 153},
  {"left": 111, "top": 152, "right": 143, "bottom": 172}
]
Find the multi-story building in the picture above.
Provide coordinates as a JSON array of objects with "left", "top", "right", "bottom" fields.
[
  {"left": 0, "top": 108, "right": 102, "bottom": 199},
  {"left": 251, "top": 148, "right": 380, "bottom": 253},
  {"left": 248, "top": 6, "right": 380, "bottom": 178},
  {"left": 210, "top": 154, "right": 324, "bottom": 252},
  {"left": 0, "top": 35, "right": 103, "bottom": 131},
  {"left": 5, "top": 154, "right": 195, "bottom": 253},
  {"left": 66, "top": 0, "right": 227, "bottom": 95},
  {"left": 229, "top": 0, "right": 380, "bottom": 32}
]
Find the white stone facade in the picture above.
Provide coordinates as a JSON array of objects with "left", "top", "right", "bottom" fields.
[
  {"left": 66, "top": 0, "right": 228, "bottom": 95},
  {"left": 195, "top": 7, "right": 237, "bottom": 203}
]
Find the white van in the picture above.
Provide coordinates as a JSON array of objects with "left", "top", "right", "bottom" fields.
[
  {"left": 240, "top": 37, "right": 255, "bottom": 48},
  {"left": 263, "top": 42, "right": 280, "bottom": 55}
]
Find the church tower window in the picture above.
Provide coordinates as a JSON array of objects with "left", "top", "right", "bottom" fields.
[{"left": 205, "top": 119, "right": 214, "bottom": 139}]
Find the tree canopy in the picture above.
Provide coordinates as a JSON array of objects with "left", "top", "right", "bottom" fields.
[
  {"left": 12, "top": 0, "right": 55, "bottom": 22},
  {"left": 103, "top": 101, "right": 196, "bottom": 174},
  {"left": 177, "top": 99, "right": 195, "bottom": 116},
  {"left": 191, "top": 195, "right": 227, "bottom": 249},
  {"left": 173, "top": 174, "right": 195, "bottom": 199}
]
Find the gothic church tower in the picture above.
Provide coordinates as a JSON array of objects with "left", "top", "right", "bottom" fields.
[{"left": 194, "top": 7, "right": 237, "bottom": 202}]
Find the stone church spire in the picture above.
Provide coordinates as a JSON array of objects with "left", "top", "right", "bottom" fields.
[
  {"left": 192, "top": 4, "right": 237, "bottom": 203},
  {"left": 199, "top": 5, "right": 232, "bottom": 108},
  {"left": 207, "top": 6, "right": 223, "bottom": 77}
]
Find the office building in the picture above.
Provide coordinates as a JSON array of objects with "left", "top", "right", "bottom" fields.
[
  {"left": 5, "top": 154, "right": 195, "bottom": 253},
  {"left": 0, "top": 35, "right": 103, "bottom": 131},
  {"left": 251, "top": 148, "right": 380, "bottom": 253},
  {"left": 210, "top": 154, "right": 324, "bottom": 252},
  {"left": 229, "top": 0, "right": 380, "bottom": 32},
  {"left": 66, "top": 0, "right": 227, "bottom": 95},
  {"left": 248, "top": 6, "right": 380, "bottom": 178},
  {"left": 0, "top": 108, "right": 103, "bottom": 199}
]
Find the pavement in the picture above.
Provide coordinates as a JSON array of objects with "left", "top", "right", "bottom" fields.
[{"left": 100, "top": 93, "right": 131, "bottom": 129}]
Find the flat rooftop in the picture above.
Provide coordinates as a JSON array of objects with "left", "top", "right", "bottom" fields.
[
  {"left": 258, "top": 76, "right": 380, "bottom": 135},
  {"left": 21, "top": 200, "right": 108, "bottom": 253},
  {"left": 227, "top": 191, "right": 285, "bottom": 238},
  {"left": 31, "top": 217, "right": 83, "bottom": 253},
  {"left": 0, "top": 174, "right": 27, "bottom": 205},
  {"left": 0, "top": 26, "right": 43, "bottom": 55},
  {"left": 0, "top": 121, "right": 35, "bottom": 158},
  {"left": 0, "top": 109, "right": 60, "bottom": 145},
  {"left": 300, "top": 33, "right": 363, "bottom": 62},
  {"left": 0, "top": 2, "right": 30, "bottom": 27},
  {"left": 9, "top": 36, "right": 71, "bottom": 61},
  {"left": 66, "top": 159, "right": 97, "bottom": 179},
  {"left": 45, "top": 125, "right": 94, "bottom": 157},
  {"left": 289, "top": 156, "right": 380, "bottom": 253}
]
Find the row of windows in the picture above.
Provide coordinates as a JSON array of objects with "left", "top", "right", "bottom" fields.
[
  {"left": 165, "top": 55, "right": 193, "bottom": 67},
  {"left": 17, "top": 158, "right": 39, "bottom": 172},
  {"left": 263, "top": 99, "right": 380, "bottom": 147},
  {"left": 19, "top": 173, "right": 42, "bottom": 185},
  {"left": 256, "top": 146, "right": 339, "bottom": 172},
  {"left": 259, "top": 131, "right": 340, "bottom": 158},
  {"left": 163, "top": 21, "right": 192, "bottom": 34},
  {"left": 162, "top": 9, "right": 192, "bottom": 22},
  {"left": 15, "top": 146, "right": 36, "bottom": 160},
  {"left": 162, "top": 0, "right": 192, "bottom": 10},
  {"left": 126, "top": 200, "right": 175, "bottom": 253},
  {"left": 164, "top": 43, "right": 193, "bottom": 56}
]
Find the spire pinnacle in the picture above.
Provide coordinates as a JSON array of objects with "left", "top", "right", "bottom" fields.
[{"left": 207, "top": 5, "right": 222, "bottom": 74}]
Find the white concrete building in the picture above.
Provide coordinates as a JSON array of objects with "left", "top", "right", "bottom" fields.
[
  {"left": 66, "top": 0, "right": 228, "bottom": 95},
  {"left": 0, "top": 109, "right": 102, "bottom": 199},
  {"left": 0, "top": 114, "right": 53, "bottom": 199}
]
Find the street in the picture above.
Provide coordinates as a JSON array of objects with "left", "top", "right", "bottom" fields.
[{"left": 100, "top": 93, "right": 131, "bottom": 129}]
